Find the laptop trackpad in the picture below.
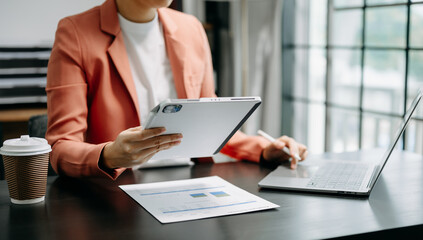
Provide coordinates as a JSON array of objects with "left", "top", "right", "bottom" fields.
[{"left": 259, "top": 165, "right": 319, "bottom": 188}]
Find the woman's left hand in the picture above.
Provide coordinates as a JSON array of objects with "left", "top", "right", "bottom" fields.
[{"left": 261, "top": 136, "right": 308, "bottom": 169}]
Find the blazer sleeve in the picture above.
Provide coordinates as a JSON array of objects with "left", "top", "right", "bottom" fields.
[
  {"left": 46, "top": 18, "right": 125, "bottom": 179},
  {"left": 196, "top": 18, "right": 269, "bottom": 163}
]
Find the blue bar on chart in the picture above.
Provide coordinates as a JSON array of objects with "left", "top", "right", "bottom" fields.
[
  {"left": 210, "top": 191, "right": 230, "bottom": 197},
  {"left": 190, "top": 193, "right": 207, "bottom": 198}
]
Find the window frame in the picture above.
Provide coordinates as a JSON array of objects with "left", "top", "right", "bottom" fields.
[{"left": 282, "top": 0, "right": 423, "bottom": 154}]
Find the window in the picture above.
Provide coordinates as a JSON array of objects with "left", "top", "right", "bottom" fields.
[{"left": 282, "top": 0, "right": 423, "bottom": 154}]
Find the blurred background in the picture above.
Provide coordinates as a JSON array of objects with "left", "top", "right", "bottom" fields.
[{"left": 1, "top": 0, "right": 423, "bottom": 175}]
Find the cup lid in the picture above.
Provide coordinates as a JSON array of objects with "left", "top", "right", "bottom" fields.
[{"left": 0, "top": 135, "right": 52, "bottom": 156}]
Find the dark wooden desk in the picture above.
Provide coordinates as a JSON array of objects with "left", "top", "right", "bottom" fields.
[{"left": 1, "top": 150, "right": 423, "bottom": 240}]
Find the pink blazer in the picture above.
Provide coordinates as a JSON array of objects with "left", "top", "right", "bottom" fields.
[{"left": 46, "top": 0, "right": 268, "bottom": 179}]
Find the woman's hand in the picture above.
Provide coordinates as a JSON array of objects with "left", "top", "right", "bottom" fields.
[
  {"left": 262, "top": 136, "right": 308, "bottom": 169},
  {"left": 101, "top": 126, "right": 182, "bottom": 169}
]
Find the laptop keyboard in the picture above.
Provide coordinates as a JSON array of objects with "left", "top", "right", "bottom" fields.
[{"left": 306, "top": 162, "right": 369, "bottom": 190}]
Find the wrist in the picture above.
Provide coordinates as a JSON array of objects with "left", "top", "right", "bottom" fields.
[
  {"left": 100, "top": 142, "right": 116, "bottom": 169},
  {"left": 259, "top": 150, "right": 278, "bottom": 169},
  {"left": 259, "top": 151, "right": 266, "bottom": 164}
]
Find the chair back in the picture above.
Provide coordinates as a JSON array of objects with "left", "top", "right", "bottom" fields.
[{"left": 28, "top": 114, "right": 56, "bottom": 176}]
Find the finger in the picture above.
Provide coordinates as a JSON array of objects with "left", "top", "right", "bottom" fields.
[
  {"left": 144, "top": 141, "right": 180, "bottom": 160},
  {"left": 120, "top": 134, "right": 182, "bottom": 156},
  {"left": 126, "top": 127, "right": 167, "bottom": 142},
  {"left": 281, "top": 137, "right": 299, "bottom": 169},
  {"left": 266, "top": 138, "right": 290, "bottom": 161},
  {"left": 298, "top": 144, "right": 308, "bottom": 161},
  {"left": 264, "top": 137, "right": 297, "bottom": 162},
  {"left": 127, "top": 126, "right": 143, "bottom": 132},
  {"left": 272, "top": 139, "right": 287, "bottom": 151},
  {"left": 137, "top": 134, "right": 183, "bottom": 151},
  {"left": 133, "top": 140, "right": 181, "bottom": 163},
  {"left": 124, "top": 134, "right": 182, "bottom": 154},
  {"left": 290, "top": 159, "right": 297, "bottom": 169}
]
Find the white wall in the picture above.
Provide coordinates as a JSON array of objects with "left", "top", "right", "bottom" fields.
[{"left": 0, "top": 0, "right": 105, "bottom": 47}]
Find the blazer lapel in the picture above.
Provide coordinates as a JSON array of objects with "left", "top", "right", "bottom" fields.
[
  {"left": 107, "top": 36, "right": 140, "bottom": 118},
  {"left": 99, "top": 1, "right": 195, "bottom": 117},
  {"left": 159, "top": 9, "right": 194, "bottom": 99},
  {"left": 100, "top": 0, "right": 140, "bottom": 120}
]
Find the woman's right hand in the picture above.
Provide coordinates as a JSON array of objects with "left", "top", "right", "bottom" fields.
[{"left": 100, "top": 126, "right": 182, "bottom": 169}]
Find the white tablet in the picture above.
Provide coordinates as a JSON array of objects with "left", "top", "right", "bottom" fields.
[{"left": 143, "top": 97, "right": 261, "bottom": 161}]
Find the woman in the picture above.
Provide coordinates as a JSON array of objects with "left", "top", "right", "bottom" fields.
[{"left": 46, "top": 0, "right": 308, "bottom": 180}]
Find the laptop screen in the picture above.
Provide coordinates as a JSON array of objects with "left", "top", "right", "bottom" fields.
[{"left": 368, "top": 89, "right": 423, "bottom": 189}]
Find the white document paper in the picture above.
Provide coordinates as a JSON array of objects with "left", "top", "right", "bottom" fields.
[{"left": 119, "top": 176, "right": 279, "bottom": 223}]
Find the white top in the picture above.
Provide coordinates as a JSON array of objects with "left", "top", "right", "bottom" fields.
[
  {"left": 118, "top": 12, "right": 189, "bottom": 168},
  {"left": 118, "top": 12, "right": 177, "bottom": 125}
]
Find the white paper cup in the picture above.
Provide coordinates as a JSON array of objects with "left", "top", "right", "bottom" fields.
[{"left": 0, "top": 135, "right": 51, "bottom": 204}]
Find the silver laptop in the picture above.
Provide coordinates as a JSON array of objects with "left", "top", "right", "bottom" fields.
[{"left": 259, "top": 90, "right": 422, "bottom": 196}]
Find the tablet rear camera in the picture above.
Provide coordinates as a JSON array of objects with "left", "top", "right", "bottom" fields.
[{"left": 163, "top": 104, "right": 182, "bottom": 113}]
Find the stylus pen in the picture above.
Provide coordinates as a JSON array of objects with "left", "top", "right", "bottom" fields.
[{"left": 257, "top": 130, "right": 302, "bottom": 162}]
